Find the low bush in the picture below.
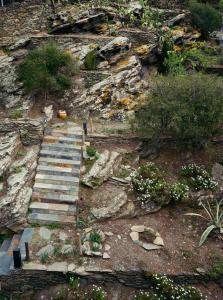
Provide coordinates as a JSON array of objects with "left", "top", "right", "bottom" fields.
[
  {"left": 91, "top": 285, "right": 106, "bottom": 300},
  {"left": 189, "top": 0, "right": 222, "bottom": 36},
  {"left": 133, "top": 74, "right": 223, "bottom": 149},
  {"left": 169, "top": 182, "right": 189, "bottom": 203},
  {"left": 180, "top": 164, "right": 218, "bottom": 191},
  {"left": 9, "top": 110, "right": 23, "bottom": 119},
  {"left": 84, "top": 51, "right": 98, "bottom": 70}
]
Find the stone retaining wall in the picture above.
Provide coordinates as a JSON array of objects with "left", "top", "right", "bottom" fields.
[{"left": 0, "top": 269, "right": 222, "bottom": 297}]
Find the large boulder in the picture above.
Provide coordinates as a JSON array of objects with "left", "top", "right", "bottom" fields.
[{"left": 82, "top": 150, "right": 122, "bottom": 188}]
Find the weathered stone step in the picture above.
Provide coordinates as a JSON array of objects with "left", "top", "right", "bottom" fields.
[
  {"left": 32, "top": 192, "right": 78, "bottom": 204},
  {"left": 28, "top": 212, "right": 76, "bottom": 225},
  {"left": 39, "top": 157, "right": 81, "bottom": 167},
  {"left": 7, "top": 234, "right": 21, "bottom": 256},
  {"left": 39, "top": 149, "right": 81, "bottom": 160},
  {"left": 41, "top": 143, "right": 82, "bottom": 152},
  {"left": 35, "top": 173, "right": 79, "bottom": 184},
  {"left": 36, "top": 165, "right": 80, "bottom": 176},
  {"left": 50, "top": 129, "right": 82, "bottom": 138},
  {"left": 43, "top": 135, "right": 82, "bottom": 145},
  {"left": 30, "top": 202, "right": 76, "bottom": 216},
  {"left": 34, "top": 182, "right": 79, "bottom": 193},
  {"left": 0, "top": 239, "right": 11, "bottom": 254}
]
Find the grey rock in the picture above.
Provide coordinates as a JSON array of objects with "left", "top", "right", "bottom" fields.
[
  {"left": 91, "top": 191, "right": 127, "bottom": 219},
  {"left": 212, "top": 163, "right": 223, "bottom": 190},
  {"left": 99, "top": 37, "right": 131, "bottom": 59},
  {"left": 142, "top": 243, "right": 161, "bottom": 251}
]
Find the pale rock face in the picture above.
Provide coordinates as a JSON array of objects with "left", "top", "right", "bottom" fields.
[
  {"left": 0, "top": 55, "right": 23, "bottom": 109},
  {"left": 82, "top": 150, "right": 121, "bottom": 188},
  {"left": 91, "top": 191, "right": 128, "bottom": 220}
]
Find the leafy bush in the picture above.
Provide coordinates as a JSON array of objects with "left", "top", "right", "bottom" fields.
[
  {"left": 133, "top": 291, "right": 160, "bottom": 300},
  {"left": 131, "top": 163, "right": 169, "bottom": 210},
  {"left": 186, "top": 198, "right": 223, "bottom": 246},
  {"left": 84, "top": 51, "right": 98, "bottom": 70},
  {"left": 18, "top": 42, "right": 78, "bottom": 99},
  {"left": 133, "top": 74, "right": 223, "bottom": 149},
  {"left": 209, "top": 253, "right": 223, "bottom": 278},
  {"left": 9, "top": 110, "right": 23, "bottom": 119},
  {"left": 149, "top": 274, "right": 207, "bottom": 300},
  {"left": 180, "top": 164, "right": 218, "bottom": 191},
  {"left": 189, "top": 0, "right": 222, "bottom": 36},
  {"left": 169, "top": 182, "right": 189, "bottom": 203}
]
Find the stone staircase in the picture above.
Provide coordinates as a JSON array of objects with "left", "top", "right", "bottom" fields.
[
  {"left": 0, "top": 228, "right": 33, "bottom": 275},
  {"left": 28, "top": 122, "right": 83, "bottom": 225}
]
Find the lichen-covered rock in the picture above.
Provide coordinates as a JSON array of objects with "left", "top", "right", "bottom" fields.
[
  {"left": 0, "top": 133, "right": 20, "bottom": 176},
  {"left": 82, "top": 150, "right": 122, "bottom": 188},
  {"left": 0, "top": 55, "right": 23, "bottom": 109},
  {"left": 0, "top": 118, "right": 44, "bottom": 146},
  {"left": 0, "top": 147, "right": 39, "bottom": 231},
  {"left": 99, "top": 37, "right": 131, "bottom": 60},
  {"left": 91, "top": 191, "right": 128, "bottom": 220}
]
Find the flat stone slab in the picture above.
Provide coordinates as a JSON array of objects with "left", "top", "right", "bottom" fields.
[
  {"left": 32, "top": 192, "right": 78, "bottom": 203},
  {"left": 34, "top": 182, "right": 79, "bottom": 192},
  {"left": 35, "top": 173, "right": 79, "bottom": 183},
  {"left": 47, "top": 262, "right": 68, "bottom": 272},
  {"left": 42, "top": 143, "right": 82, "bottom": 151},
  {"left": 39, "top": 157, "right": 81, "bottom": 167},
  {"left": 39, "top": 227, "right": 52, "bottom": 240},
  {"left": 40, "top": 149, "right": 81, "bottom": 159},
  {"left": 23, "top": 263, "right": 47, "bottom": 271},
  {"left": 28, "top": 213, "right": 76, "bottom": 224}
]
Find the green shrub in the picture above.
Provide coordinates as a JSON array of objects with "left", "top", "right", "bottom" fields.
[
  {"left": 133, "top": 74, "right": 223, "bottom": 149},
  {"left": 209, "top": 253, "right": 223, "bottom": 278},
  {"left": 84, "top": 51, "right": 98, "bottom": 70},
  {"left": 86, "top": 146, "right": 97, "bottom": 157},
  {"left": 89, "top": 230, "right": 102, "bottom": 244},
  {"left": 132, "top": 291, "right": 159, "bottom": 300},
  {"left": 40, "top": 252, "right": 49, "bottom": 264},
  {"left": 9, "top": 110, "right": 23, "bottom": 119},
  {"left": 68, "top": 275, "right": 80, "bottom": 290},
  {"left": 180, "top": 164, "right": 218, "bottom": 191},
  {"left": 169, "top": 182, "right": 189, "bottom": 203},
  {"left": 189, "top": 0, "right": 222, "bottom": 36},
  {"left": 18, "top": 42, "right": 78, "bottom": 99}
]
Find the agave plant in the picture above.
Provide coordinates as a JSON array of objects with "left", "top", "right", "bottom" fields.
[{"left": 186, "top": 198, "right": 223, "bottom": 246}]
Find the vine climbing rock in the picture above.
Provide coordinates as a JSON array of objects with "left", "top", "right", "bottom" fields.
[{"left": 28, "top": 122, "right": 83, "bottom": 225}]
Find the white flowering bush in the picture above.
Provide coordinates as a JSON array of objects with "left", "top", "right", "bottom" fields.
[
  {"left": 91, "top": 285, "right": 106, "bottom": 300},
  {"left": 169, "top": 182, "right": 189, "bottom": 203},
  {"left": 150, "top": 274, "right": 207, "bottom": 300},
  {"left": 180, "top": 164, "right": 218, "bottom": 191},
  {"left": 131, "top": 163, "right": 169, "bottom": 210},
  {"left": 132, "top": 290, "right": 162, "bottom": 300}
]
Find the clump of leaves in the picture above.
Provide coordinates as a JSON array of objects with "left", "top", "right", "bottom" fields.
[
  {"left": 12, "top": 166, "right": 23, "bottom": 174},
  {"left": 91, "top": 285, "right": 106, "bottom": 300},
  {"left": 186, "top": 198, "right": 223, "bottom": 246},
  {"left": 68, "top": 275, "right": 80, "bottom": 290},
  {"left": 40, "top": 252, "right": 49, "bottom": 264},
  {"left": 169, "top": 182, "right": 189, "bottom": 203},
  {"left": 90, "top": 230, "right": 102, "bottom": 244},
  {"left": 86, "top": 146, "right": 97, "bottom": 158},
  {"left": 180, "top": 164, "right": 218, "bottom": 191},
  {"left": 209, "top": 253, "right": 223, "bottom": 278}
]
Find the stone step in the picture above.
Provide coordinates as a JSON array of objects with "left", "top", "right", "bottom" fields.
[
  {"left": 39, "top": 149, "right": 81, "bottom": 160},
  {"left": 32, "top": 192, "right": 78, "bottom": 204},
  {"left": 43, "top": 135, "right": 82, "bottom": 145},
  {"left": 41, "top": 143, "right": 82, "bottom": 152},
  {"left": 46, "top": 127, "right": 83, "bottom": 135},
  {"left": 29, "top": 202, "right": 76, "bottom": 216},
  {"left": 35, "top": 174, "right": 79, "bottom": 185},
  {"left": 7, "top": 234, "right": 21, "bottom": 256},
  {"left": 33, "top": 182, "right": 79, "bottom": 193},
  {"left": 50, "top": 130, "right": 82, "bottom": 139},
  {"left": 0, "top": 239, "right": 11, "bottom": 254},
  {"left": 38, "top": 157, "right": 81, "bottom": 167},
  {"left": 28, "top": 212, "right": 76, "bottom": 225},
  {"left": 36, "top": 165, "right": 80, "bottom": 177}
]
